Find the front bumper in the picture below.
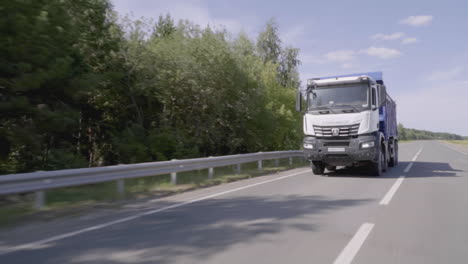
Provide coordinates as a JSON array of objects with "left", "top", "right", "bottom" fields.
[{"left": 303, "top": 134, "right": 379, "bottom": 166}]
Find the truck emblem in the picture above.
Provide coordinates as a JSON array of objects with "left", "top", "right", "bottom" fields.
[{"left": 331, "top": 128, "right": 340, "bottom": 136}]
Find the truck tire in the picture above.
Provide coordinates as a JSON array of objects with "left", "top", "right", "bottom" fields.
[
  {"left": 388, "top": 150, "right": 395, "bottom": 167},
  {"left": 312, "top": 161, "right": 325, "bottom": 175},
  {"left": 370, "top": 148, "right": 384, "bottom": 176},
  {"left": 394, "top": 141, "right": 399, "bottom": 166},
  {"left": 389, "top": 140, "right": 398, "bottom": 167},
  {"left": 382, "top": 145, "right": 388, "bottom": 172}
]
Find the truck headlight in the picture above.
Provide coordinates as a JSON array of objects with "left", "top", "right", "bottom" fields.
[
  {"left": 360, "top": 141, "right": 375, "bottom": 149},
  {"left": 303, "top": 143, "right": 314, "bottom": 149}
]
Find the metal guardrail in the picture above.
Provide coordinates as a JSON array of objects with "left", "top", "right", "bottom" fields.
[{"left": 0, "top": 150, "right": 305, "bottom": 208}]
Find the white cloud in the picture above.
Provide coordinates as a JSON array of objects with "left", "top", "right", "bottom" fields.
[
  {"left": 362, "top": 47, "right": 401, "bottom": 59},
  {"left": 324, "top": 50, "right": 355, "bottom": 62},
  {"left": 401, "top": 37, "right": 418, "bottom": 44},
  {"left": 399, "top": 15, "right": 433, "bottom": 27},
  {"left": 371, "top": 32, "right": 405, "bottom": 41},
  {"left": 427, "top": 67, "right": 464, "bottom": 81}
]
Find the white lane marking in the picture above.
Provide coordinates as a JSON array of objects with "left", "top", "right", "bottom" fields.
[
  {"left": 403, "top": 163, "right": 413, "bottom": 173},
  {"left": 441, "top": 142, "right": 468, "bottom": 156},
  {"left": 380, "top": 147, "right": 423, "bottom": 205},
  {"left": 379, "top": 176, "right": 405, "bottom": 205},
  {"left": 0, "top": 169, "right": 310, "bottom": 256},
  {"left": 411, "top": 148, "right": 423, "bottom": 161},
  {"left": 403, "top": 147, "right": 423, "bottom": 173},
  {"left": 333, "top": 223, "right": 375, "bottom": 264}
]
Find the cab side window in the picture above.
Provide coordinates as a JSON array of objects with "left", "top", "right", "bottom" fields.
[{"left": 371, "top": 87, "right": 377, "bottom": 107}]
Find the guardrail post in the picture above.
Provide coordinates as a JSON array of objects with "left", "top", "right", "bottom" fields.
[
  {"left": 275, "top": 158, "right": 279, "bottom": 167},
  {"left": 171, "top": 159, "right": 177, "bottom": 184},
  {"left": 258, "top": 160, "right": 263, "bottom": 170},
  {"left": 171, "top": 172, "right": 177, "bottom": 185},
  {"left": 34, "top": 190, "right": 45, "bottom": 209},
  {"left": 117, "top": 179, "right": 125, "bottom": 195},
  {"left": 208, "top": 167, "right": 214, "bottom": 179},
  {"left": 207, "top": 156, "right": 214, "bottom": 179},
  {"left": 289, "top": 157, "right": 293, "bottom": 166},
  {"left": 236, "top": 163, "right": 241, "bottom": 174}
]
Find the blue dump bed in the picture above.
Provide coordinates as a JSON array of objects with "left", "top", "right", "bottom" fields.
[{"left": 380, "top": 94, "right": 398, "bottom": 140}]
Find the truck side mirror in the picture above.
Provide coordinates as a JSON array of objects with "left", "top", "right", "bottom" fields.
[
  {"left": 296, "top": 89, "right": 302, "bottom": 112},
  {"left": 379, "top": 85, "right": 387, "bottom": 106}
]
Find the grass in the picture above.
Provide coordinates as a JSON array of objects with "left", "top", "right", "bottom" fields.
[
  {"left": 0, "top": 157, "right": 307, "bottom": 227},
  {"left": 446, "top": 140, "right": 468, "bottom": 145},
  {"left": 0, "top": 200, "right": 35, "bottom": 227}
]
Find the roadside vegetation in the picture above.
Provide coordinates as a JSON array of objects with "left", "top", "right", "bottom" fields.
[
  {"left": 3, "top": 0, "right": 465, "bottom": 175},
  {"left": 398, "top": 124, "right": 465, "bottom": 141},
  {"left": 446, "top": 140, "right": 468, "bottom": 145},
  {"left": 1, "top": 0, "right": 302, "bottom": 175}
]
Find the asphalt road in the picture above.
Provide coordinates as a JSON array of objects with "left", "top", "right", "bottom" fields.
[{"left": 1, "top": 140, "right": 467, "bottom": 264}]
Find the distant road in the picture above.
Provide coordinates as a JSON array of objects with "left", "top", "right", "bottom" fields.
[{"left": 1, "top": 141, "right": 467, "bottom": 264}]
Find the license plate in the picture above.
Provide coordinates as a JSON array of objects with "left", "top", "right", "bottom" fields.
[{"left": 328, "top": 147, "right": 345, "bottom": 152}]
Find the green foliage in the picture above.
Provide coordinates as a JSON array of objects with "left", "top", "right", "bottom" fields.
[
  {"left": 112, "top": 124, "right": 151, "bottom": 164},
  {"left": 152, "top": 14, "right": 176, "bottom": 39},
  {"left": 0, "top": 0, "right": 121, "bottom": 173},
  {"left": 398, "top": 123, "right": 464, "bottom": 140},
  {"left": 0, "top": 2, "right": 303, "bottom": 174},
  {"left": 45, "top": 148, "right": 88, "bottom": 170},
  {"left": 257, "top": 18, "right": 282, "bottom": 64}
]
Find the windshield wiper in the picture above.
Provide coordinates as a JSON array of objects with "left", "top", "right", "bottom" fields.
[
  {"left": 309, "top": 106, "right": 337, "bottom": 114},
  {"left": 334, "top": 104, "right": 360, "bottom": 113}
]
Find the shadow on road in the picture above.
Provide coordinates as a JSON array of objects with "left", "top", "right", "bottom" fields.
[
  {"left": 324, "top": 161, "right": 463, "bottom": 178},
  {"left": 405, "top": 161, "right": 463, "bottom": 178},
  {"left": 1, "top": 195, "right": 371, "bottom": 264}
]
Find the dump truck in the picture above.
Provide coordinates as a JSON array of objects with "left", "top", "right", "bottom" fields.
[{"left": 296, "top": 72, "right": 398, "bottom": 176}]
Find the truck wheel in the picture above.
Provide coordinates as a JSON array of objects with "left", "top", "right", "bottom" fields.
[
  {"left": 394, "top": 141, "right": 399, "bottom": 166},
  {"left": 370, "top": 149, "right": 384, "bottom": 176},
  {"left": 312, "top": 162, "right": 325, "bottom": 175},
  {"left": 382, "top": 145, "right": 388, "bottom": 172},
  {"left": 389, "top": 140, "right": 397, "bottom": 167},
  {"left": 389, "top": 154, "right": 395, "bottom": 167}
]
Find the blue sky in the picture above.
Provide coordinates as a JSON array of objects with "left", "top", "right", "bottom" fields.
[{"left": 112, "top": 0, "right": 468, "bottom": 135}]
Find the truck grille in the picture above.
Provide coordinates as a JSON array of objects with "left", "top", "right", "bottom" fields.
[
  {"left": 323, "top": 141, "right": 350, "bottom": 147},
  {"left": 314, "top": 124, "right": 360, "bottom": 137}
]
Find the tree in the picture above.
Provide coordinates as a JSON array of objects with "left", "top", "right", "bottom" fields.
[
  {"left": 398, "top": 123, "right": 407, "bottom": 140},
  {"left": 279, "top": 47, "right": 301, "bottom": 88},
  {"left": 152, "top": 14, "right": 176, "bottom": 39},
  {"left": 257, "top": 19, "right": 282, "bottom": 64},
  {"left": 0, "top": 0, "right": 122, "bottom": 173}
]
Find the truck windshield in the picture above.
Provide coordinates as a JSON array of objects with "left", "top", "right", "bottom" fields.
[{"left": 307, "top": 84, "right": 369, "bottom": 111}]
